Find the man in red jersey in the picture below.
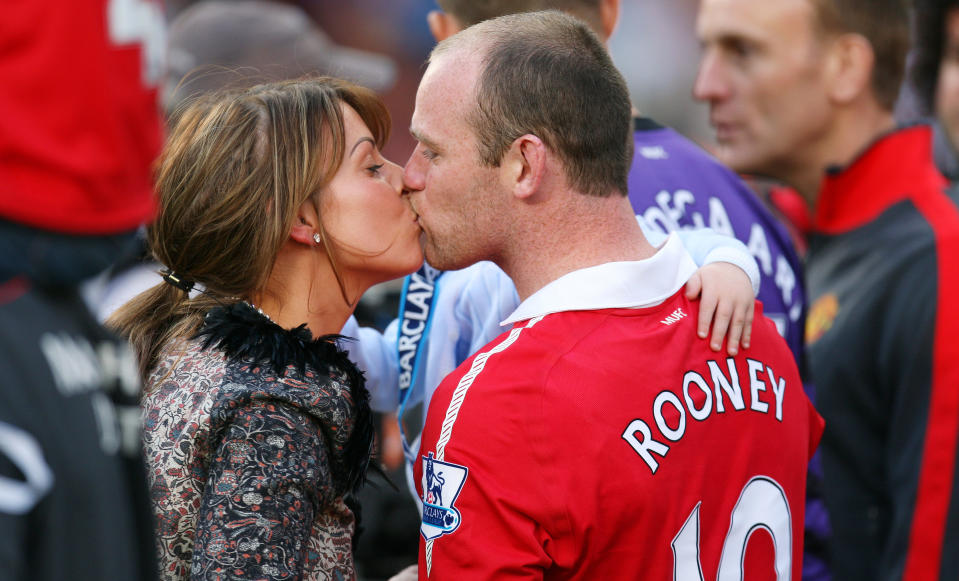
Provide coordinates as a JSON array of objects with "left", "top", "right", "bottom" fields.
[{"left": 403, "top": 10, "right": 822, "bottom": 580}]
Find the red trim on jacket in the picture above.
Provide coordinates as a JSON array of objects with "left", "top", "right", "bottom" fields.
[
  {"left": 0, "top": 276, "right": 29, "bottom": 305},
  {"left": 904, "top": 185, "right": 959, "bottom": 581},
  {"left": 813, "top": 126, "right": 947, "bottom": 234},
  {"left": 815, "top": 125, "right": 959, "bottom": 579}
]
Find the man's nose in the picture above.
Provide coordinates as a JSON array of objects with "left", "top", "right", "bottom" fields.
[
  {"left": 403, "top": 147, "right": 427, "bottom": 193},
  {"left": 692, "top": 51, "right": 730, "bottom": 103}
]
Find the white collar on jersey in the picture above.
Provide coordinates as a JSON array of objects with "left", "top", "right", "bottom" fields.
[{"left": 501, "top": 233, "right": 698, "bottom": 326}]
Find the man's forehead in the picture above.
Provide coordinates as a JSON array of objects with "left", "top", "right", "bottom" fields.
[
  {"left": 413, "top": 53, "right": 478, "bottom": 128},
  {"left": 424, "top": 51, "right": 479, "bottom": 98},
  {"left": 698, "top": 0, "right": 815, "bottom": 38}
]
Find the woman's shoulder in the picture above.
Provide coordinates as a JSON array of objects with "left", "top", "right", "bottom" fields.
[
  {"left": 194, "top": 302, "right": 363, "bottom": 393},
  {"left": 212, "top": 352, "right": 360, "bottom": 420},
  {"left": 195, "top": 303, "right": 373, "bottom": 491},
  {"left": 145, "top": 336, "right": 228, "bottom": 405}
]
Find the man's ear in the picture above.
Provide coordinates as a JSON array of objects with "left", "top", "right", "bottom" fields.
[
  {"left": 825, "top": 33, "right": 875, "bottom": 105},
  {"left": 599, "top": 0, "right": 620, "bottom": 42},
  {"left": 501, "top": 134, "right": 547, "bottom": 200},
  {"left": 290, "top": 198, "right": 321, "bottom": 246},
  {"left": 427, "top": 10, "right": 463, "bottom": 42}
]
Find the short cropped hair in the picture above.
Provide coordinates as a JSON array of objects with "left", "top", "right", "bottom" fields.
[
  {"left": 436, "top": 0, "right": 602, "bottom": 32},
  {"left": 812, "top": 0, "right": 910, "bottom": 111},
  {"left": 911, "top": 0, "right": 959, "bottom": 114},
  {"left": 432, "top": 10, "right": 633, "bottom": 198}
]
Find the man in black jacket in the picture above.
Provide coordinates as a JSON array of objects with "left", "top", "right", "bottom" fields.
[
  {"left": 913, "top": 0, "right": 959, "bottom": 181},
  {"left": 0, "top": 226, "right": 157, "bottom": 581},
  {"left": 695, "top": 0, "right": 959, "bottom": 579}
]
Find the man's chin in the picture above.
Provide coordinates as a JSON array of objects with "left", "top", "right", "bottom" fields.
[
  {"left": 715, "top": 145, "right": 766, "bottom": 177},
  {"left": 423, "top": 254, "right": 456, "bottom": 272},
  {"left": 423, "top": 248, "right": 471, "bottom": 272}
]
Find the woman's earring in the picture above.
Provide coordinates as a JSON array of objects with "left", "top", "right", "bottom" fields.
[{"left": 313, "top": 232, "right": 321, "bottom": 245}]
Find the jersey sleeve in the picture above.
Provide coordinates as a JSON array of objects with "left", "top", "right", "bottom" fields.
[
  {"left": 340, "top": 315, "right": 400, "bottom": 413},
  {"left": 192, "top": 399, "right": 332, "bottom": 579},
  {"left": 416, "top": 365, "right": 553, "bottom": 579},
  {"left": 639, "top": 214, "right": 761, "bottom": 296}
]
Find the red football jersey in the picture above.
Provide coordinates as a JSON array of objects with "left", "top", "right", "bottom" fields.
[
  {"left": 0, "top": 0, "right": 164, "bottom": 234},
  {"left": 415, "top": 291, "right": 822, "bottom": 580}
]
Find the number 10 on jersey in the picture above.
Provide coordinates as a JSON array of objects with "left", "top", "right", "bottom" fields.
[{"left": 672, "top": 476, "right": 793, "bottom": 580}]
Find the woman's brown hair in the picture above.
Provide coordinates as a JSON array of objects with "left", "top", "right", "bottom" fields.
[{"left": 108, "top": 77, "right": 391, "bottom": 381}]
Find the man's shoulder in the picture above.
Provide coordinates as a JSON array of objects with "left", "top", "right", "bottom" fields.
[
  {"left": 465, "top": 297, "right": 792, "bottom": 372},
  {"left": 828, "top": 189, "right": 956, "bottom": 266},
  {"left": 440, "top": 316, "right": 563, "bottom": 384},
  {"left": 428, "top": 311, "right": 610, "bottom": 404},
  {"left": 450, "top": 299, "right": 703, "bottom": 389}
]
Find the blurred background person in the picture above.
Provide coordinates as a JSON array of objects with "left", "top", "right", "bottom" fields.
[
  {"left": 913, "top": 0, "right": 959, "bottom": 181},
  {"left": 163, "top": 0, "right": 396, "bottom": 114},
  {"left": 108, "top": 77, "right": 422, "bottom": 580},
  {"left": 694, "top": 0, "right": 959, "bottom": 579},
  {"left": 0, "top": 0, "right": 165, "bottom": 579}
]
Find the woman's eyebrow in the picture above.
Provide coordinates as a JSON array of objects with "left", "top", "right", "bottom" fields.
[{"left": 350, "top": 136, "right": 375, "bottom": 157}]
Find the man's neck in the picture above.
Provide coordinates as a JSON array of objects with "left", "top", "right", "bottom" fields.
[
  {"left": 791, "top": 109, "right": 897, "bottom": 210},
  {"left": 499, "top": 195, "right": 656, "bottom": 302}
]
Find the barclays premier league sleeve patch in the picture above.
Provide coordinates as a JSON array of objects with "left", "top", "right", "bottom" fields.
[{"left": 421, "top": 452, "right": 468, "bottom": 541}]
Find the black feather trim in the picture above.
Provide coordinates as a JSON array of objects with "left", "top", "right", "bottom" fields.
[{"left": 195, "top": 302, "right": 375, "bottom": 499}]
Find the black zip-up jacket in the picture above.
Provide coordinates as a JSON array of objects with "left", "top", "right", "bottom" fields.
[
  {"left": 806, "top": 125, "right": 959, "bottom": 580},
  {"left": 0, "top": 221, "right": 156, "bottom": 581}
]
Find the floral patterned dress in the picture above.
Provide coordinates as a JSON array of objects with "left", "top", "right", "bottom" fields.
[{"left": 142, "top": 303, "right": 373, "bottom": 580}]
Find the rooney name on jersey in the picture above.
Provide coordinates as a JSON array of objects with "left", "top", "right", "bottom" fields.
[{"left": 622, "top": 357, "right": 788, "bottom": 474}]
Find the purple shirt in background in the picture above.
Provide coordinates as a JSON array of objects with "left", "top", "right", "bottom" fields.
[{"left": 627, "top": 117, "right": 805, "bottom": 364}]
